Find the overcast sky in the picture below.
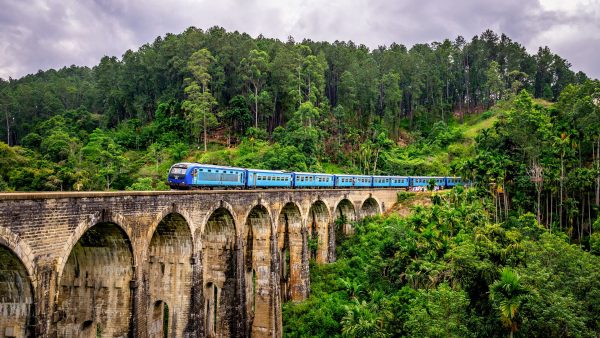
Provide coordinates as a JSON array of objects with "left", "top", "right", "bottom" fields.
[{"left": 1, "top": 0, "right": 599, "bottom": 80}]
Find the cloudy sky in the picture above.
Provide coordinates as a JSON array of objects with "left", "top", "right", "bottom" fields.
[{"left": 1, "top": 0, "right": 599, "bottom": 80}]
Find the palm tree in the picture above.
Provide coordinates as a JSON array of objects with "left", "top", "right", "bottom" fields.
[
  {"left": 489, "top": 268, "right": 528, "bottom": 338},
  {"left": 341, "top": 299, "right": 389, "bottom": 338}
]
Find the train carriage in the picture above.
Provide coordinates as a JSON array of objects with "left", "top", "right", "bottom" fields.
[
  {"left": 411, "top": 176, "right": 446, "bottom": 189},
  {"left": 389, "top": 176, "right": 410, "bottom": 188},
  {"left": 334, "top": 174, "right": 372, "bottom": 188},
  {"left": 372, "top": 175, "right": 392, "bottom": 188},
  {"left": 293, "top": 172, "right": 334, "bottom": 188},
  {"left": 246, "top": 169, "right": 293, "bottom": 188},
  {"left": 445, "top": 177, "right": 463, "bottom": 188}
]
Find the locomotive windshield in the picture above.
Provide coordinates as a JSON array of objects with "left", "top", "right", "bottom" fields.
[{"left": 169, "top": 165, "right": 188, "bottom": 179}]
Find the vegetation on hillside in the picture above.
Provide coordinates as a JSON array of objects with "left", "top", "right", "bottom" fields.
[
  {"left": 0, "top": 27, "right": 593, "bottom": 191},
  {"left": 283, "top": 188, "right": 600, "bottom": 337}
]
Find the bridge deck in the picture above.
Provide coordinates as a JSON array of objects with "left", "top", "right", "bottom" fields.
[{"left": 0, "top": 188, "right": 402, "bottom": 200}]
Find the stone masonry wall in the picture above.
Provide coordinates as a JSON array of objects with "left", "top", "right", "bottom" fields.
[{"left": 0, "top": 188, "right": 399, "bottom": 337}]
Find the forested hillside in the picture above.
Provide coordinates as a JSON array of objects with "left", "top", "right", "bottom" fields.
[{"left": 0, "top": 27, "right": 592, "bottom": 192}]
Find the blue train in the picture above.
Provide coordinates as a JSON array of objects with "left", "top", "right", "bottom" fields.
[{"left": 168, "top": 162, "right": 464, "bottom": 190}]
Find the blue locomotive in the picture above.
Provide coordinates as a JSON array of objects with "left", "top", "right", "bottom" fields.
[{"left": 168, "top": 162, "right": 464, "bottom": 190}]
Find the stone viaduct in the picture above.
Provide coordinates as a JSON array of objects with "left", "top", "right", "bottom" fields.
[{"left": 0, "top": 188, "right": 399, "bottom": 337}]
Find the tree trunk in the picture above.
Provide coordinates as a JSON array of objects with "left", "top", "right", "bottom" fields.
[
  {"left": 272, "top": 91, "right": 278, "bottom": 131},
  {"left": 588, "top": 192, "right": 592, "bottom": 236},
  {"left": 550, "top": 192, "right": 553, "bottom": 231},
  {"left": 5, "top": 110, "right": 10, "bottom": 146},
  {"left": 254, "top": 86, "right": 259, "bottom": 128},
  {"left": 373, "top": 148, "right": 380, "bottom": 174},
  {"left": 297, "top": 68, "right": 302, "bottom": 106},
  {"left": 596, "top": 138, "right": 599, "bottom": 206},
  {"left": 203, "top": 110, "right": 207, "bottom": 153},
  {"left": 560, "top": 152, "right": 564, "bottom": 230}
]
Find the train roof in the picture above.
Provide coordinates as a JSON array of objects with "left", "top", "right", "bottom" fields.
[
  {"left": 176, "top": 163, "right": 247, "bottom": 171},
  {"left": 334, "top": 174, "right": 372, "bottom": 177},
  {"left": 171, "top": 162, "right": 196, "bottom": 167},
  {"left": 246, "top": 168, "right": 289, "bottom": 174},
  {"left": 293, "top": 172, "right": 333, "bottom": 176},
  {"left": 410, "top": 176, "right": 446, "bottom": 178}
]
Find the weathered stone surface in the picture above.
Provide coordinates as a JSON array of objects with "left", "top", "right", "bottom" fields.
[{"left": 0, "top": 188, "right": 398, "bottom": 337}]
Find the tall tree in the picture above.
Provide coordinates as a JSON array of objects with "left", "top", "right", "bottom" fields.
[
  {"left": 490, "top": 268, "right": 528, "bottom": 338},
  {"left": 182, "top": 48, "right": 218, "bottom": 152},
  {"left": 381, "top": 72, "right": 402, "bottom": 138},
  {"left": 241, "top": 49, "right": 270, "bottom": 128},
  {"left": 485, "top": 61, "right": 504, "bottom": 106}
]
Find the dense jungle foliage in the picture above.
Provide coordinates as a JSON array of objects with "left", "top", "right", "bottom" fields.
[{"left": 283, "top": 189, "right": 600, "bottom": 337}]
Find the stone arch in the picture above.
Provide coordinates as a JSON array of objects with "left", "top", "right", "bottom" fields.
[
  {"left": 202, "top": 207, "right": 242, "bottom": 337},
  {"left": 277, "top": 202, "right": 305, "bottom": 302},
  {"left": 0, "top": 244, "right": 35, "bottom": 337},
  {"left": 0, "top": 226, "right": 36, "bottom": 283},
  {"left": 57, "top": 210, "right": 134, "bottom": 280},
  {"left": 146, "top": 206, "right": 195, "bottom": 249},
  {"left": 308, "top": 200, "right": 330, "bottom": 264},
  {"left": 361, "top": 196, "right": 381, "bottom": 218},
  {"left": 56, "top": 221, "right": 134, "bottom": 337},
  {"left": 244, "top": 205, "right": 273, "bottom": 336},
  {"left": 199, "top": 200, "right": 238, "bottom": 237},
  {"left": 334, "top": 198, "right": 357, "bottom": 236},
  {"left": 146, "top": 213, "right": 193, "bottom": 337}
]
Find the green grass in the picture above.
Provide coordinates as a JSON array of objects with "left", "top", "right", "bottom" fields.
[{"left": 462, "top": 113, "right": 498, "bottom": 139}]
